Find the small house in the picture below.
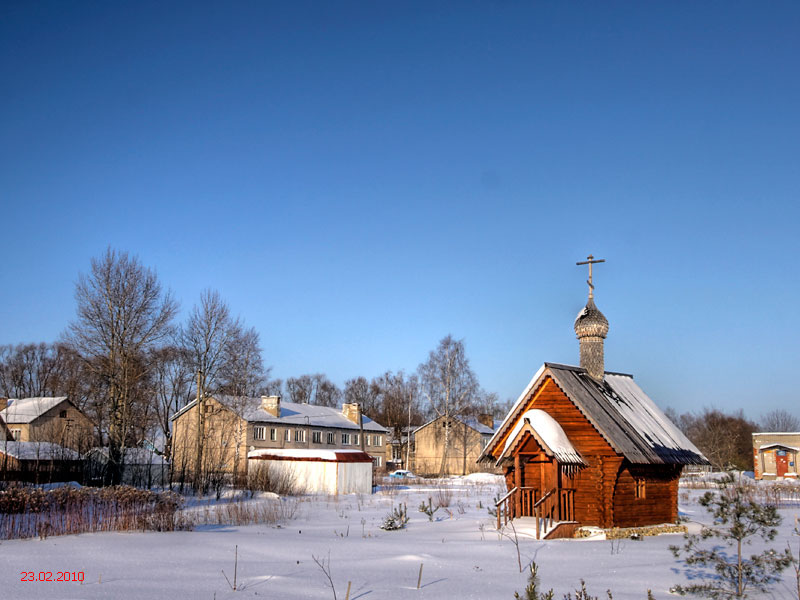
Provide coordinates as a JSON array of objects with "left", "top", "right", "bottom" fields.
[
  {"left": 247, "top": 448, "right": 374, "bottom": 495},
  {"left": 752, "top": 432, "right": 799, "bottom": 480},
  {"left": 413, "top": 415, "right": 497, "bottom": 476},
  {"left": 0, "top": 397, "right": 94, "bottom": 452}
]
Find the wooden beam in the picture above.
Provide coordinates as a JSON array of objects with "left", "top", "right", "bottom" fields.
[{"left": 514, "top": 454, "right": 521, "bottom": 518}]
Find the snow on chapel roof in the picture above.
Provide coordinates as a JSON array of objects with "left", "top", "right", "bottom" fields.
[
  {"left": 500, "top": 409, "right": 584, "bottom": 465},
  {"left": 481, "top": 363, "right": 708, "bottom": 466}
]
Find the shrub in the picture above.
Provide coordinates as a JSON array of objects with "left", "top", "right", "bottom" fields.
[
  {"left": 380, "top": 503, "right": 409, "bottom": 531},
  {"left": 418, "top": 497, "right": 439, "bottom": 521}
]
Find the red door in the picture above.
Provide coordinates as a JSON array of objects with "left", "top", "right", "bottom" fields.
[{"left": 776, "top": 450, "right": 789, "bottom": 477}]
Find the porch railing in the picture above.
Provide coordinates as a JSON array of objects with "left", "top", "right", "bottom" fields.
[
  {"left": 495, "top": 486, "right": 539, "bottom": 529},
  {"left": 496, "top": 486, "right": 575, "bottom": 538}
]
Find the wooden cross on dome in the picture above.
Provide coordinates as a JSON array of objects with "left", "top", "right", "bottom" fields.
[{"left": 576, "top": 254, "right": 605, "bottom": 299}]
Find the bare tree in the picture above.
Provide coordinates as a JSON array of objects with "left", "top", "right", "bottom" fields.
[
  {"left": 314, "top": 375, "right": 341, "bottom": 408},
  {"left": 286, "top": 374, "right": 315, "bottom": 404},
  {"left": 285, "top": 374, "right": 340, "bottom": 406},
  {"left": 681, "top": 408, "right": 757, "bottom": 470},
  {"left": 373, "top": 370, "right": 422, "bottom": 429},
  {"left": 64, "top": 248, "right": 177, "bottom": 484},
  {"left": 261, "top": 378, "right": 283, "bottom": 397},
  {"left": 760, "top": 409, "right": 800, "bottom": 433},
  {"left": 0, "top": 343, "right": 61, "bottom": 397},
  {"left": 344, "top": 376, "right": 380, "bottom": 417},
  {"left": 218, "top": 326, "right": 269, "bottom": 485},
  {"left": 180, "top": 290, "right": 241, "bottom": 398},
  {"left": 218, "top": 326, "right": 268, "bottom": 397},
  {"left": 417, "top": 335, "right": 479, "bottom": 476},
  {"left": 180, "top": 290, "right": 253, "bottom": 491},
  {"left": 149, "top": 345, "right": 192, "bottom": 464},
  {"left": 178, "top": 292, "right": 273, "bottom": 490}
]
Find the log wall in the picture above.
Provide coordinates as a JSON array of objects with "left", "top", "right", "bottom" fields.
[{"left": 612, "top": 463, "right": 681, "bottom": 527}]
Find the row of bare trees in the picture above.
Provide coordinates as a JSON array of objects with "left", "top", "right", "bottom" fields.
[{"left": 1, "top": 248, "right": 506, "bottom": 484}]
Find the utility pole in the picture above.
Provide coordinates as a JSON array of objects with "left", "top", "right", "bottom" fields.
[
  {"left": 405, "top": 392, "right": 412, "bottom": 470},
  {"left": 359, "top": 404, "right": 365, "bottom": 451},
  {"left": 194, "top": 369, "right": 204, "bottom": 492}
]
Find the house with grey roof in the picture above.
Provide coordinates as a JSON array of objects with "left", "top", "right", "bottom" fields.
[
  {"left": 0, "top": 397, "right": 94, "bottom": 452},
  {"left": 411, "top": 413, "right": 497, "bottom": 476},
  {"left": 170, "top": 395, "right": 388, "bottom": 485}
]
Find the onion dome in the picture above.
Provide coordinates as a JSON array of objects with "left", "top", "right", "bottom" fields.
[{"left": 574, "top": 297, "right": 609, "bottom": 339}]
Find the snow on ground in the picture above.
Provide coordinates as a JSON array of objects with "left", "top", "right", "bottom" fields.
[{"left": 3, "top": 475, "right": 799, "bottom": 600}]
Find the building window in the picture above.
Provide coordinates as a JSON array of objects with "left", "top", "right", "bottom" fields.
[
  {"left": 635, "top": 478, "right": 646, "bottom": 499},
  {"left": 253, "top": 426, "right": 266, "bottom": 441},
  {"left": 11, "top": 429, "right": 21, "bottom": 441},
  {"left": 341, "top": 433, "right": 350, "bottom": 445},
  {"left": 374, "top": 456, "right": 382, "bottom": 467},
  {"left": 270, "top": 428, "right": 277, "bottom": 441},
  {"left": 365, "top": 434, "right": 371, "bottom": 446},
  {"left": 295, "top": 429, "right": 305, "bottom": 443},
  {"left": 326, "top": 432, "right": 335, "bottom": 445},
  {"left": 374, "top": 435, "right": 382, "bottom": 447},
  {"left": 353, "top": 434, "right": 359, "bottom": 446},
  {"left": 284, "top": 429, "right": 291, "bottom": 442},
  {"left": 312, "top": 431, "right": 322, "bottom": 444},
  {"left": 59, "top": 410, "right": 67, "bottom": 418},
  {"left": 392, "top": 446, "right": 402, "bottom": 460}
]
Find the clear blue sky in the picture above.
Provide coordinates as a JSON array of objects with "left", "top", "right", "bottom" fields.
[{"left": 2, "top": 2, "right": 798, "bottom": 418}]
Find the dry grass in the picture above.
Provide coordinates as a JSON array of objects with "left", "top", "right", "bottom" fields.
[
  {"left": 0, "top": 484, "right": 184, "bottom": 540},
  {"left": 435, "top": 483, "right": 453, "bottom": 507},
  {"left": 187, "top": 496, "right": 301, "bottom": 527},
  {"left": 245, "top": 464, "right": 300, "bottom": 496}
]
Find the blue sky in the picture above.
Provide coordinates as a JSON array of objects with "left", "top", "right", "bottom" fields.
[{"left": 1, "top": 2, "right": 798, "bottom": 417}]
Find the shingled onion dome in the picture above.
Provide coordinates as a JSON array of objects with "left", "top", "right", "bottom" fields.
[{"left": 574, "top": 297, "right": 609, "bottom": 382}]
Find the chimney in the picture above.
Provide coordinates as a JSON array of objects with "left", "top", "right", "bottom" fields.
[
  {"left": 260, "top": 395, "right": 281, "bottom": 418},
  {"left": 342, "top": 403, "right": 361, "bottom": 424},
  {"left": 477, "top": 413, "right": 494, "bottom": 430}
]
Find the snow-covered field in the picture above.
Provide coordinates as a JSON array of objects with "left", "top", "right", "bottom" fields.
[{"left": 3, "top": 474, "right": 799, "bottom": 600}]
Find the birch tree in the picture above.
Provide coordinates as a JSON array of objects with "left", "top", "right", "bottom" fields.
[
  {"left": 179, "top": 290, "right": 248, "bottom": 491},
  {"left": 64, "top": 248, "right": 177, "bottom": 484},
  {"left": 417, "top": 335, "right": 478, "bottom": 476},
  {"left": 150, "top": 345, "right": 192, "bottom": 464}
]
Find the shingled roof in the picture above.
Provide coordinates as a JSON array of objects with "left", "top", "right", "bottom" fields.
[
  {"left": 481, "top": 363, "right": 707, "bottom": 466},
  {"left": 172, "top": 395, "right": 387, "bottom": 432}
]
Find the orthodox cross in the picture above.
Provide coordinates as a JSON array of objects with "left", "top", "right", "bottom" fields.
[{"left": 576, "top": 255, "right": 605, "bottom": 299}]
